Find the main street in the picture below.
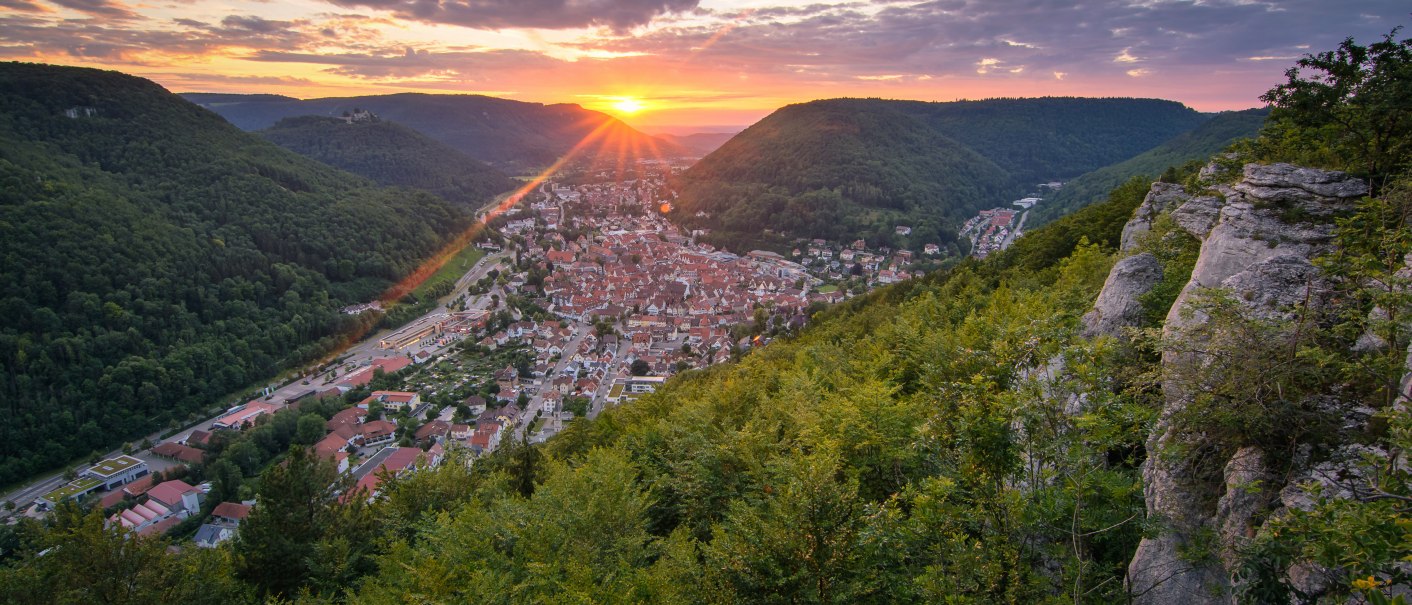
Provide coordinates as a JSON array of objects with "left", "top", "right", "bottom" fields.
[
  {"left": 586, "top": 339, "right": 630, "bottom": 420},
  {"left": 1000, "top": 210, "right": 1030, "bottom": 250},
  {"left": 515, "top": 321, "right": 592, "bottom": 442}
]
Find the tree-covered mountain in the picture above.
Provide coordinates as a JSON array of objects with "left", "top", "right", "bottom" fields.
[
  {"left": 1029, "top": 107, "right": 1269, "bottom": 225},
  {"left": 184, "top": 92, "right": 687, "bottom": 173},
  {"left": 0, "top": 63, "right": 471, "bottom": 486},
  {"left": 261, "top": 115, "right": 516, "bottom": 208},
  {"left": 673, "top": 97, "right": 1209, "bottom": 252}
]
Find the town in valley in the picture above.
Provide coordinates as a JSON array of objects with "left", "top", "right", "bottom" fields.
[{"left": 4, "top": 159, "right": 1046, "bottom": 546}]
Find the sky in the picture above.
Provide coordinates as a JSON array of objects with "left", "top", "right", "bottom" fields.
[{"left": 0, "top": 0, "right": 1406, "bottom": 131}]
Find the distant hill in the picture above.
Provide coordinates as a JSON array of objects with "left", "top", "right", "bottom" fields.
[
  {"left": 261, "top": 115, "right": 516, "bottom": 207},
  {"left": 184, "top": 92, "right": 687, "bottom": 173},
  {"left": 0, "top": 63, "right": 471, "bottom": 485},
  {"left": 672, "top": 97, "right": 1209, "bottom": 253},
  {"left": 1028, "top": 107, "right": 1269, "bottom": 225},
  {"left": 655, "top": 132, "right": 737, "bottom": 157}
]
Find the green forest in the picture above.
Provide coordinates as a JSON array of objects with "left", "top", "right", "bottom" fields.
[
  {"left": 1029, "top": 107, "right": 1270, "bottom": 225},
  {"left": 0, "top": 63, "right": 471, "bottom": 486},
  {"left": 673, "top": 97, "right": 1210, "bottom": 252},
  {"left": 0, "top": 156, "right": 1164, "bottom": 605},
  {"left": 261, "top": 115, "right": 516, "bottom": 208},
  {"left": 2, "top": 31, "right": 1412, "bottom": 604}
]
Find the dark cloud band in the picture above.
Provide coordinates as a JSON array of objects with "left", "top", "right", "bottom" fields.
[{"left": 320, "top": 0, "right": 700, "bottom": 31}]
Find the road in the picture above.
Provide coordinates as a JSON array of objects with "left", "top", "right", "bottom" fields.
[
  {"left": 587, "top": 339, "right": 630, "bottom": 420},
  {"left": 349, "top": 446, "right": 397, "bottom": 482},
  {"left": 1, "top": 248, "right": 511, "bottom": 517},
  {"left": 1000, "top": 210, "right": 1030, "bottom": 250},
  {"left": 516, "top": 322, "right": 592, "bottom": 442},
  {"left": 297, "top": 251, "right": 509, "bottom": 392}
]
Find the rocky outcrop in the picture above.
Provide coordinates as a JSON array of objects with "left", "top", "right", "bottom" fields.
[
  {"left": 1082, "top": 253, "right": 1162, "bottom": 338},
  {"left": 1124, "top": 163, "right": 1368, "bottom": 603},
  {"left": 1169, "top": 195, "right": 1222, "bottom": 238},
  {"left": 1087, "top": 180, "right": 1190, "bottom": 341},
  {"left": 1218, "top": 255, "right": 1327, "bottom": 319},
  {"left": 1215, "top": 447, "right": 1277, "bottom": 571},
  {"left": 1121, "top": 183, "right": 1191, "bottom": 252},
  {"left": 1233, "top": 163, "right": 1369, "bottom": 208}
]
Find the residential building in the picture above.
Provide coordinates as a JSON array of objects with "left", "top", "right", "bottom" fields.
[{"left": 213, "top": 400, "right": 279, "bottom": 430}]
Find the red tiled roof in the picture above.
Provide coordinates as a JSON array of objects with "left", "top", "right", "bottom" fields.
[
  {"left": 316, "top": 433, "right": 349, "bottom": 458},
  {"left": 152, "top": 442, "right": 206, "bottom": 464},
  {"left": 122, "top": 475, "right": 156, "bottom": 497},
  {"left": 211, "top": 501, "right": 252, "bottom": 521},
  {"left": 99, "top": 489, "right": 127, "bottom": 509},
  {"left": 135, "top": 515, "right": 181, "bottom": 538},
  {"left": 375, "top": 357, "right": 413, "bottom": 373},
  {"left": 215, "top": 401, "right": 278, "bottom": 429},
  {"left": 361, "top": 420, "right": 396, "bottom": 440},
  {"left": 352, "top": 472, "right": 382, "bottom": 498},
  {"left": 380, "top": 447, "right": 424, "bottom": 474},
  {"left": 185, "top": 430, "right": 213, "bottom": 446},
  {"left": 339, "top": 357, "right": 414, "bottom": 387},
  {"left": 146, "top": 480, "right": 196, "bottom": 508},
  {"left": 415, "top": 420, "right": 449, "bottom": 441},
  {"left": 331, "top": 423, "right": 359, "bottom": 441},
  {"left": 326, "top": 407, "right": 367, "bottom": 431}
]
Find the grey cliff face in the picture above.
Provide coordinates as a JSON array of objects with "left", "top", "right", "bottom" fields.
[
  {"left": 1121, "top": 182, "right": 1192, "bottom": 253},
  {"left": 1090, "top": 163, "right": 1370, "bottom": 604},
  {"left": 1081, "top": 252, "right": 1163, "bottom": 339},
  {"left": 1169, "top": 196, "right": 1222, "bottom": 239}
]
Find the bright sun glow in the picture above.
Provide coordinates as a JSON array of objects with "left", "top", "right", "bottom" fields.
[{"left": 612, "top": 97, "right": 645, "bottom": 114}]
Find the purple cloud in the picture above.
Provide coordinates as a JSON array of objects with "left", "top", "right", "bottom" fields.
[{"left": 319, "top": 0, "right": 700, "bottom": 31}]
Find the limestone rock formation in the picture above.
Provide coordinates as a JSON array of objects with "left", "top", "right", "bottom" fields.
[
  {"left": 1120, "top": 162, "right": 1369, "bottom": 604},
  {"left": 1235, "top": 162, "right": 1369, "bottom": 205},
  {"left": 1082, "top": 253, "right": 1162, "bottom": 339},
  {"left": 1121, "top": 183, "right": 1191, "bottom": 253},
  {"left": 1169, "top": 195, "right": 1222, "bottom": 238}
]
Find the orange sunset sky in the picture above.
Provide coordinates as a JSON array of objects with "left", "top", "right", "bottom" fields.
[{"left": 0, "top": 0, "right": 1405, "bottom": 131}]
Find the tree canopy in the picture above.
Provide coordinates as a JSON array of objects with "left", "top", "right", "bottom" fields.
[
  {"left": 261, "top": 116, "right": 515, "bottom": 207},
  {"left": 0, "top": 63, "right": 470, "bottom": 485},
  {"left": 673, "top": 97, "right": 1209, "bottom": 252},
  {"left": 1259, "top": 28, "right": 1412, "bottom": 188}
]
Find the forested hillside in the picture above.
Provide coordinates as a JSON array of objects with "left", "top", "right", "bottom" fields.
[
  {"left": 0, "top": 161, "right": 1159, "bottom": 604},
  {"left": 2, "top": 32, "right": 1410, "bottom": 605},
  {"left": 1030, "top": 107, "right": 1269, "bottom": 225},
  {"left": 185, "top": 92, "right": 686, "bottom": 173},
  {"left": 261, "top": 115, "right": 515, "bottom": 207},
  {"left": 905, "top": 96, "right": 1209, "bottom": 182},
  {"left": 0, "top": 63, "right": 470, "bottom": 486},
  {"left": 673, "top": 97, "right": 1208, "bottom": 252}
]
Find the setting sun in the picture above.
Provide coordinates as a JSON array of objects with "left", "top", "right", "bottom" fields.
[{"left": 612, "top": 97, "right": 646, "bottom": 114}]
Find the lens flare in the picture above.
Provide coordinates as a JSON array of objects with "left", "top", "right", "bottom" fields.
[
  {"left": 613, "top": 97, "right": 644, "bottom": 114},
  {"left": 310, "top": 114, "right": 672, "bottom": 369}
]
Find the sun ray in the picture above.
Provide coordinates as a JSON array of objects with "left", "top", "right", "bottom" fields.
[
  {"left": 613, "top": 97, "right": 644, "bottom": 114},
  {"left": 310, "top": 118, "right": 622, "bottom": 367}
]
